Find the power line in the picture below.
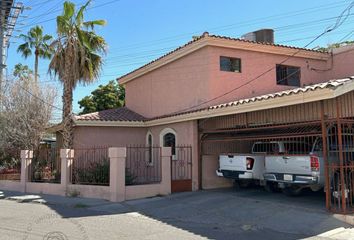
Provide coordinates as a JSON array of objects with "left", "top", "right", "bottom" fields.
[
  {"left": 35, "top": 24, "right": 354, "bottom": 80},
  {"left": 338, "top": 30, "right": 354, "bottom": 42},
  {"left": 168, "top": 1, "right": 354, "bottom": 115},
  {"left": 105, "top": 0, "right": 352, "bottom": 52},
  {"left": 25, "top": 2, "right": 354, "bottom": 127},
  {"left": 16, "top": 0, "right": 350, "bottom": 45},
  {"left": 16, "top": 0, "right": 121, "bottom": 30},
  {"left": 89, "top": 13, "right": 354, "bottom": 63}
]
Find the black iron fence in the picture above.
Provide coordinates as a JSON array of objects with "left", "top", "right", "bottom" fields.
[
  {"left": 126, "top": 146, "right": 161, "bottom": 185},
  {"left": 0, "top": 148, "right": 21, "bottom": 181},
  {"left": 71, "top": 147, "right": 110, "bottom": 186},
  {"left": 30, "top": 147, "right": 61, "bottom": 183}
]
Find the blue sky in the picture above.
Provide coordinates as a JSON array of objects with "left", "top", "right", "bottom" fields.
[{"left": 6, "top": 0, "right": 354, "bottom": 121}]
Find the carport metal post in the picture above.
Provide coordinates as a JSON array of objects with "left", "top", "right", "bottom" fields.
[
  {"left": 321, "top": 101, "right": 331, "bottom": 210},
  {"left": 321, "top": 101, "right": 330, "bottom": 210},
  {"left": 336, "top": 98, "right": 346, "bottom": 213},
  {"left": 198, "top": 132, "right": 203, "bottom": 190}
]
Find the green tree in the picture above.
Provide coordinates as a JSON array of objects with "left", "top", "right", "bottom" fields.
[
  {"left": 17, "top": 25, "right": 53, "bottom": 83},
  {"left": 78, "top": 80, "right": 125, "bottom": 114},
  {"left": 316, "top": 40, "right": 354, "bottom": 51},
  {"left": 49, "top": 0, "right": 106, "bottom": 148}
]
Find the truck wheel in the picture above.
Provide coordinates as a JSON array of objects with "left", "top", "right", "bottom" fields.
[
  {"left": 282, "top": 186, "right": 303, "bottom": 196},
  {"left": 233, "top": 180, "right": 251, "bottom": 189},
  {"left": 239, "top": 180, "right": 252, "bottom": 188},
  {"left": 264, "top": 182, "right": 280, "bottom": 193}
]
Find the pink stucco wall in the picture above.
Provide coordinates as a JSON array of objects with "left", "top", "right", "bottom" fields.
[
  {"left": 125, "top": 47, "right": 211, "bottom": 118},
  {"left": 147, "top": 120, "right": 199, "bottom": 190},
  {"left": 72, "top": 121, "right": 200, "bottom": 190},
  {"left": 207, "top": 46, "right": 329, "bottom": 104},
  {"left": 325, "top": 46, "right": 354, "bottom": 80},
  {"left": 73, "top": 126, "right": 147, "bottom": 148},
  {"left": 124, "top": 45, "right": 333, "bottom": 118}
]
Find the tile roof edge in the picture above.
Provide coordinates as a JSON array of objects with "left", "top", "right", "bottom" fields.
[
  {"left": 76, "top": 77, "right": 354, "bottom": 124},
  {"left": 117, "top": 33, "right": 329, "bottom": 83}
]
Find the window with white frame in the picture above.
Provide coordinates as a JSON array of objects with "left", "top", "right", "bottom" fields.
[{"left": 160, "top": 128, "right": 177, "bottom": 160}]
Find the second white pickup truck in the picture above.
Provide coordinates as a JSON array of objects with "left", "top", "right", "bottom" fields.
[
  {"left": 263, "top": 139, "right": 325, "bottom": 195},
  {"left": 216, "top": 142, "right": 285, "bottom": 187}
]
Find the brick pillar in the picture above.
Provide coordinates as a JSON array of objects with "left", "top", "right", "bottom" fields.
[
  {"left": 60, "top": 149, "right": 74, "bottom": 192},
  {"left": 160, "top": 147, "right": 172, "bottom": 195},
  {"left": 109, "top": 147, "right": 126, "bottom": 202},
  {"left": 20, "top": 150, "right": 33, "bottom": 192}
]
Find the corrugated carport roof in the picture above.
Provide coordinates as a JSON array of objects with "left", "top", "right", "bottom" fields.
[{"left": 202, "top": 122, "right": 323, "bottom": 141}]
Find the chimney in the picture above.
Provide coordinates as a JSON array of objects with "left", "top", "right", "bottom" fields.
[{"left": 242, "top": 29, "right": 274, "bottom": 44}]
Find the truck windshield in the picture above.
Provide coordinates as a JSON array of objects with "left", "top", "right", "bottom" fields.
[
  {"left": 283, "top": 142, "right": 312, "bottom": 154},
  {"left": 253, "top": 143, "right": 280, "bottom": 154}
]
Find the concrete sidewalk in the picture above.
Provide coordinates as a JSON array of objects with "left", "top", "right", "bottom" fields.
[
  {"left": 1, "top": 188, "right": 353, "bottom": 240},
  {"left": 0, "top": 190, "right": 113, "bottom": 208}
]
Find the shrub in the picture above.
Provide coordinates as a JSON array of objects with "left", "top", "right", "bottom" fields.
[
  {"left": 73, "top": 158, "right": 110, "bottom": 185},
  {"left": 125, "top": 168, "right": 136, "bottom": 186},
  {"left": 71, "top": 158, "right": 137, "bottom": 186}
]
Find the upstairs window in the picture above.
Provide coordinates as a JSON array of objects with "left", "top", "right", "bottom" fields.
[
  {"left": 220, "top": 56, "right": 241, "bottom": 73},
  {"left": 276, "top": 64, "right": 300, "bottom": 87}
]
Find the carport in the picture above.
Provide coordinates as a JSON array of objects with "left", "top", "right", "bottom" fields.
[{"left": 197, "top": 78, "right": 354, "bottom": 214}]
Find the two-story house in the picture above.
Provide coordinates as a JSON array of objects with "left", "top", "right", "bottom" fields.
[{"left": 63, "top": 30, "right": 354, "bottom": 192}]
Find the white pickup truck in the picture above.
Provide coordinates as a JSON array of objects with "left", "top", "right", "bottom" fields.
[
  {"left": 263, "top": 139, "right": 325, "bottom": 195},
  {"left": 216, "top": 142, "right": 285, "bottom": 187},
  {"left": 216, "top": 140, "right": 326, "bottom": 195}
]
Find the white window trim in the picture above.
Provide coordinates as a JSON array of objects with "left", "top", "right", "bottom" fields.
[
  {"left": 159, "top": 128, "right": 177, "bottom": 160},
  {"left": 146, "top": 131, "right": 154, "bottom": 145}
]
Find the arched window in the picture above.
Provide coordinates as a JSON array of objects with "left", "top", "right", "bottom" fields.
[
  {"left": 163, "top": 133, "right": 176, "bottom": 156},
  {"left": 146, "top": 132, "right": 153, "bottom": 165},
  {"left": 160, "top": 128, "right": 177, "bottom": 159}
]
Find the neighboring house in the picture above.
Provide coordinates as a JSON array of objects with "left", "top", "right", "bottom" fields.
[{"left": 55, "top": 30, "right": 354, "bottom": 191}]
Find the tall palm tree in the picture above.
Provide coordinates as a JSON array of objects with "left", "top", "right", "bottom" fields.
[
  {"left": 49, "top": 0, "right": 106, "bottom": 148},
  {"left": 17, "top": 26, "right": 53, "bottom": 83}
]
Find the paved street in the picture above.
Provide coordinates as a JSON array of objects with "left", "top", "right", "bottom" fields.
[{"left": 0, "top": 187, "right": 353, "bottom": 240}]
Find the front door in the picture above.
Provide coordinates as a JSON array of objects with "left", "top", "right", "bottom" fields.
[{"left": 171, "top": 146, "right": 192, "bottom": 193}]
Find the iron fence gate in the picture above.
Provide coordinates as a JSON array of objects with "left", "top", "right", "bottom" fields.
[
  {"left": 171, "top": 145, "right": 192, "bottom": 192},
  {"left": 30, "top": 147, "right": 61, "bottom": 183},
  {"left": 0, "top": 148, "right": 21, "bottom": 181},
  {"left": 324, "top": 120, "right": 354, "bottom": 213},
  {"left": 71, "top": 147, "right": 110, "bottom": 186},
  {"left": 198, "top": 93, "right": 354, "bottom": 214},
  {"left": 126, "top": 146, "right": 162, "bottom": 185}
]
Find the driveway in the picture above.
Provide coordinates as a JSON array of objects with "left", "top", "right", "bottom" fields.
[{"left": 0, "top": 187, "right": 353, "bottom": 240}]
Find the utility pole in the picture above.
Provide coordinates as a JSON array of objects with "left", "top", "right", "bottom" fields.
[
  {"left": 0, "top": 1, "right": 23, "bottom": 107},
  {"left": 0, "top": 0, "right": 6, "bottom": 107}
]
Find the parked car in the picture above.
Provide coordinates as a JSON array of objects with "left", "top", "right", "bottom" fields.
[{"left": 216, "top": 142, "right": 286, "bottom": 187}]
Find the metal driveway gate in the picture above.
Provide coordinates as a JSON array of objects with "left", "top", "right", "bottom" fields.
[
  {"left": 198, "top": 92, "right": 354, "bottom": 214},
  {"left": 171, "top": 146, "right": 192, "bottom": 193}
]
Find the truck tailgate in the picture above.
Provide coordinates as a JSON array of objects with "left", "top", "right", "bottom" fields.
[
  {"left": 265, "top": 155, "right": 312, "bottom": 175},
  {"left": 219, "top": 154, "right": 247, "bottom": 171}
]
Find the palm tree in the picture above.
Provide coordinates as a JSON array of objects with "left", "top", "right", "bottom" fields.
[
  {"left": 49, "top": 0, "right": 106, "bottom": 148},
  {"left": 13, "top": 63, "right": 34, "bottom": 81},
  {"left": 17, "top": 26, "right": 53, "bottom": 83}
]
